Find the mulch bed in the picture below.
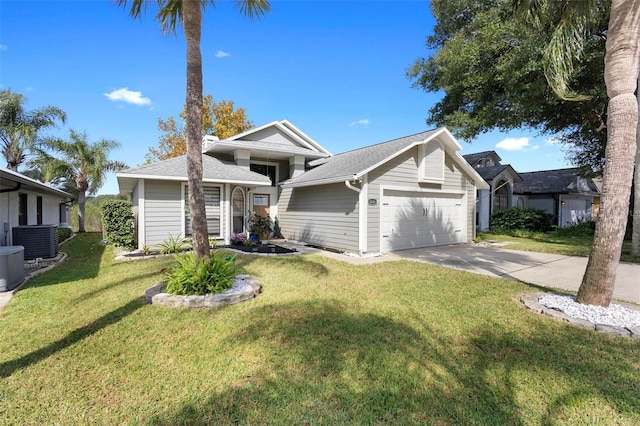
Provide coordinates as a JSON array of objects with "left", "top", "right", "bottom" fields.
[{"left": 222, "top": 244, "right": 295, "bottom": 254}]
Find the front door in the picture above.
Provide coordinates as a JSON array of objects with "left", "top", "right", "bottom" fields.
[{"left": 253, "top": 194, "right": 270, "bottom": 218}]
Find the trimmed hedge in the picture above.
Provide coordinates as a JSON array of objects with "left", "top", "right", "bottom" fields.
[
  {"left": 101, "top": 200, "right": 135, "bottom": 249},
  {"left": 489, "top": 207, "right": 552, "bottom": 233}
]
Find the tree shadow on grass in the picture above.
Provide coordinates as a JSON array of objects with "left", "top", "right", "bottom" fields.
[
  {"left": 146, "top": 299, "right": 640, "bottom": 425},
  {"left": 0, "top": 298, "right": 143, "bottom": 378}
]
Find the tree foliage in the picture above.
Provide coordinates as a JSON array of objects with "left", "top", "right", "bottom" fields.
[
  {"left": 145, "top": 95, "right": 253, "bottom": 164},
  {"left": 30, "top": 130, "right": 127, "bottom": 232},
  {"left": 407, "top": 0, "right": 609, "bottom": 174},
  {"left": 0, "top": 89, "right": 66, "bottom": 170}
]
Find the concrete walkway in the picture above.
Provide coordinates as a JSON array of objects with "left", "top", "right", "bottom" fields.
[{"left": 289, "top": 243, "right": 640, "bottom": 305}]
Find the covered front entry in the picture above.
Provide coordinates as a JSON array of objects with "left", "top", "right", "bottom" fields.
[{"left": 381, "top": 189, "right": 465, "bottom": 251}]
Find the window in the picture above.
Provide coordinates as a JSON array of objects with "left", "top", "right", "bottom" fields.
[
  {"left": 250, "top": 163, "right": 277, "bottom": 187},
  {"left": 232, "top": 187, "right": 245, "bottom": 234},
  {"left": 37, "top": 196, "right": 43, "bottom": 225},
  {"left": 493, "top": 180, "right": 509, "bottom": 212},
  {"left": 418, "top": 141, "right": 444, "bottom": 183},
  {"left": 18, "top": 193, "right": 27, "bottom": 225},
  {"left": 184, "top": 185, "right": 221, "bottom": 237}
]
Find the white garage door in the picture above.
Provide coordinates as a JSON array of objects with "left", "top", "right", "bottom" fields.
[{"left": 381, "top": 190, "right": 465, "bottom": 251}]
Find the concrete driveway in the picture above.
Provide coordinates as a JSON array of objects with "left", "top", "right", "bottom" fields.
[{"left": 388, "top": 244, "right": 639, "bottom": 304}]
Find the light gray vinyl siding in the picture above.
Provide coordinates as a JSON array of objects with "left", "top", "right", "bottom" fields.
[
  {"left": 366, "top": 147, "right": 475, "bottom": 252},
  {"left": 247, "top": 127, "right": 301, "bottom": 147},
  {"left": 278, "top": 183, "right": 359, "bottom": 252},
  {"left": 144, "top": 180, "right": 183, "bottom": 247}
]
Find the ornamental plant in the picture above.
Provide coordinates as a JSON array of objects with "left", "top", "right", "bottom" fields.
[{"left": 164, "top": 252, "right": 236, "bottom": 296}]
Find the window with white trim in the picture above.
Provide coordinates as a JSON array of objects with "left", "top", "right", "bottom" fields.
[{"left": 184, "top": 185, "right": 222, "bottom": 237}]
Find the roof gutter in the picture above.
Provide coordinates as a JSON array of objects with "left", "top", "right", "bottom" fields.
[
  {"left": 344, "top": 176, "right": 361, "bottom": 193},
  {"left": 0, "top": 182, "right": 21, "bottom": 193}
]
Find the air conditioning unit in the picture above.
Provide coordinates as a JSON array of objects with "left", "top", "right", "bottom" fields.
[
  {"left": 12, "top": 225, "right": 59, "bottom": 260},
  {"left": 0, "top": 246, "right": 25, "bottom": 292}
]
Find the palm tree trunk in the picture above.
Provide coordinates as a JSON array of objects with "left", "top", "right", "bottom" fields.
[
  {"left": 632, "top": 85, "right": 640, "bottom": 256},
  {"left": 183, "top": 0, "right": 210, "bottom": 260},
  {"left": 77, "top": 190, "right": 86, "bottom": 233},
  {"left": 577, "top": 0, "right": 640, "bottom": 306}
]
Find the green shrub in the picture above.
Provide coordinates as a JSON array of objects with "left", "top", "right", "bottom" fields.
[
  {"left": 57, "top": 226, "right": 73, "bottom": 243},
  {"left": 555, "top": 219, "right": 596, "bottom": 237},
  {"left": 489, "top": 207, "right": 552, "bottom": 233},
  {"left": 159, "top": 234, "right": 191, "bottom": 254},
  {"left": 273, "top": 216, "right": 283, "bottom": 239},
  {"left": 164, "top": 252, "right": 236, "bottom": 296},
  {"left": 101, "top": 200, "right": 134, "bottom": 249}
]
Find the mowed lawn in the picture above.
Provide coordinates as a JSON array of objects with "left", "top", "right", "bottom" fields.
[{"left": 1, "top": 234, "right": 639, "bottom": 425}]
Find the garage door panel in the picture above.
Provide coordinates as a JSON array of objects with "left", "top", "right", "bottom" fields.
[{"left": 381, "top": 190, "right": 464, "bottom": 251}]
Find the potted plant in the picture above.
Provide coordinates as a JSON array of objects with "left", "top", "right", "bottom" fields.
[{"left": 248, "top": 213, "right": 273, "bottom": 241}]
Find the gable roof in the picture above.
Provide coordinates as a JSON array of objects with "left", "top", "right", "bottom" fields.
[
  {"left": 202, "top": 120, "right": 332, "bottom": 160},
  {"left": 116, "top": 155, "right": 271, "bottom": 194},
  {"left": 462, "top": 150, "right": 502, "bottom": 167},
  {"left": 0, "top": 167, "right": 72, "bottom": 198},
  {"left": 282, "top": 127, "right": 489, "bottom": 189},
  {"left": 514, "top": 168, "right": 600, "bottom": 195},
  {"left": 473, "top": 164, "right": 523, "bottom": 183}
]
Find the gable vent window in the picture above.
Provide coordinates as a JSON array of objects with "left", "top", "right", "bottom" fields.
[{"left": 418, "top": 141, "right": 445, "bottom": 183}]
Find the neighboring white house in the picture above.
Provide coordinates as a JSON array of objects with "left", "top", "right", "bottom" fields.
[
  {"left": 462, "top": 151, "right": 600, "bottom": 230},
  {"left": 462, "top": 151, "right": 522, "bottom": 232},
  {"left": 0, "top": 167, "right": 73, "bottom": 246},
  {"left": 117, "top": 121, "right": 489, "bottom": 253},
  {"left": 513, "top": 168, "right": 600, "bottom": 227}
]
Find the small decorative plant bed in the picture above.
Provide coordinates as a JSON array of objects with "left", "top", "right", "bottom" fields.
[
  {"left": 145, "top": 275, "right": 261, "bottom": 308},
  {"left": 223, "top": 243, "right": 297, "bottom": 255}
]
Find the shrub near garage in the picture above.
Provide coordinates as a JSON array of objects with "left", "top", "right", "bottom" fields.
[{"left": 489, "top": 207, "right": 552, "bottom": 233}]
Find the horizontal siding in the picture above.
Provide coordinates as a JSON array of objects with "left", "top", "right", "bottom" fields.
[
  {"left": 279, "top": 183, "right": 359, "bottom": 252},
  {"left": 366, "top": 148, "right": 476, "bottom": 251},
  {"left": 144, "top": 180, "right": 183, "bottom": 247}
]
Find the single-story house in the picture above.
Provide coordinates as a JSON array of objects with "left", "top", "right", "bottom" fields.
[
  {"left": 117, "top": 121, "right": 489, "bottom": 253},
  {"left": 0, "top": 167, "right": 73, "bottom": 246},
  {"left": 462, "top": 151, "right": 522, "bottom": 231},
  {"left": 513, "top": 168, "right": 600, "bottom": 227}
]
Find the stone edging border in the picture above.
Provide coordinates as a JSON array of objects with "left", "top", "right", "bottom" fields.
[
  {"left": 521, "top": 293, "right": 640, "bottom": 338},
  {"left": 144, "top": 275, "right": 261, "bottom": 308}
]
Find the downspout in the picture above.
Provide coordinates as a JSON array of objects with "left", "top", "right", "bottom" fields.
[{"left": 344, "top": 175, "right": 367, "bottom": 254}]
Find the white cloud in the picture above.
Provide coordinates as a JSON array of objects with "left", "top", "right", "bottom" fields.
[
  {"left": 496, "top": 137, "right": 530, "bottom": 151},
  {"left": 0, "top": 44, "right": 7, "bottom": 51},
  {"left": 215, "top": 50, "right": 230, "bottom": 58},
  {"left": 349, "top": 119, "right": 369, "bottom": 127},
  {"left": 104, "top": 88, "right": 151, "bottom": 106}
]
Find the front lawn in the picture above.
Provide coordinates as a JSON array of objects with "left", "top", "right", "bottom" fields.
[
  {"left": 1, "top": 234, "right": 639, "bottom": 424},
  {"left": 478, "top": 231, "right": 640, "bottom": 263}
]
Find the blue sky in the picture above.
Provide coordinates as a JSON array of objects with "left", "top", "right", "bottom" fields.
[{"left": 1, "top": 0, "right": 570, "bottom": 195}]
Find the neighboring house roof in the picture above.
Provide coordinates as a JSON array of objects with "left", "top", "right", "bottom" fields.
[
  {"left": 514, "top": 168, "right": 600, "bottom": 195},
  {"left": 462, "top": 150, "right": 502, "bottom": 167},
  {"left": 473, "top": 164, "right": 523, "bottom": 183},
  {"left": 282, "top": 127, "right": 490, "bottom": 189},
  {"left": 202, "top": 120, "right": 332, "bottom": 160},
  {"left": 116, "top": 155, "right": 272, "bottom": 194},
  {"left": 0, "top": 167, "right": 72, "bottom": 198}
]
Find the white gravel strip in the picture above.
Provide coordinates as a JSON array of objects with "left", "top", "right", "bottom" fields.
[{"left": 539, "top": 294, "right": 640, "bottom": 328}]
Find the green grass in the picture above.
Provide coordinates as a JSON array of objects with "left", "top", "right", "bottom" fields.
[
  {"left": 478, "top": 231, "right": 640, "bottom": 263},
  {"left": 1, "top": 234, "right": 639, "bottom": 425}
]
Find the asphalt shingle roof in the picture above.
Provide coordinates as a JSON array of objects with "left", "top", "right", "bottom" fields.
[
  {"left": 119, "top": 154, "right": 271, "bottom": 184},
  {"left": 285, "top": 129, "right": 440, "bottom": 185},
  {"left": 514, "top": 168, "right": 599, "bottom": 194},
  {"left": 462, "top": 151, "right": 498, "bottom": 166}
]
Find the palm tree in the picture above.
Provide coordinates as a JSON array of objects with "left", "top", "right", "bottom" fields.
[
  {"left": 116, "top": 0, "right": 270, "bottom": 260},
  {"left": 516, "top": 0, "right": 640, "bottom": 306},
  {"left": 0, "top": 89, "right": 66, "bottom": 171},
  {"left": 32, "top": 130, "right": 127, "bottom": 233}
]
